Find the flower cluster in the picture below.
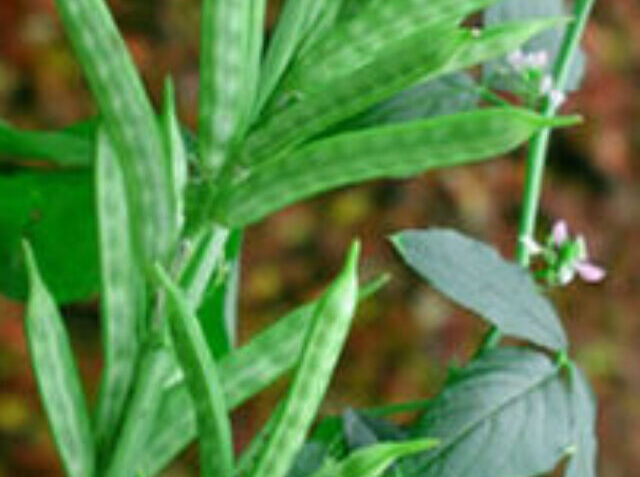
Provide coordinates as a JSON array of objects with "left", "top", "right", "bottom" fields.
[
  {"left": 522, "top": 220, "right": 606, "bottom": 286},
  {"left": 506, "top": 48, "right": 567, "bottom": 109}
]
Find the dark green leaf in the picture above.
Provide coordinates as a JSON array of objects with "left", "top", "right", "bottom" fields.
[
  {"left": 22, "top": 242, "right": 95, "bottom": 477},
  {"left": 405, "top": 347, "right": 573, "bottom": 477},
  {"left": 391, "top": 228, "right": 567, "bottom": 351},
  {"left": 0, "top": 170, "right": 98, "bottom": 302},
  {"left": 0, "top": 118, "right": 94, "bottom": 167}
]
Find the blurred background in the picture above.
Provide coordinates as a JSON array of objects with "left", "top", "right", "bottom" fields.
[{"left": 0, "top": 0, "right": 638, "bottom": 475}]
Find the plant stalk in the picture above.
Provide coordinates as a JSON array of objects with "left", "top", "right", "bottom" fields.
[{"left": 480, "top": 0, "right": 596, "bottom": 351}]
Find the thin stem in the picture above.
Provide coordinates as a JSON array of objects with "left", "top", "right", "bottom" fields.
[{"left": 480, "top": 0, "right": 596, "bottom": 351}]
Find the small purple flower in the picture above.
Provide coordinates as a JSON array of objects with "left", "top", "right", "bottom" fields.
[{"left": 522, "top": 220, "right": 606, "bottom": 286}]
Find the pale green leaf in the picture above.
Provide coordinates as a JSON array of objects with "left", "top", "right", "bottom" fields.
[{"left": 391, "top": 228, "right": 567, "bottom": 351}]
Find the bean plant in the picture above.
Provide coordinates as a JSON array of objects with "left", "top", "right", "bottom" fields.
[{"left": 0, "top": 0, "right": 600, "bottom": 476}]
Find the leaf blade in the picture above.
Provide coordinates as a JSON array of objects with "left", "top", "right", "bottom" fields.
[
  {"left": 405, "top": 347, "right": 573, "bottom": 477},
  {"left": 391, "top": 228, "right": 567, "bottom": 351}
]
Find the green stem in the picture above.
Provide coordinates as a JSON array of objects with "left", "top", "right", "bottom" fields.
[{"left": 480, "top": 0, "right": 596, "bottom": 351}]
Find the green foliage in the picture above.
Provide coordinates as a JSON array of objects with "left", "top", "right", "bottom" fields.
[
  {"left": 405, "top": 347, "right": 578, "bottom": 477},
  {"left": 22, "top": 242, "right": 95, "bottom": 477},
  {"left": 54, "top": 0, "right": 176, "bottom": 267},
  {"left": 309, "top": 439, "right": 439, "bottom": 477},
  {"left": 0, "top": 169, "right": 98, "bottom": 303},
  {"left": 391, "top": 228, "right": 568, "bottom": 351},
  {"left": 93, "top": 129, "right": 146, "bottom": 460},
  {"left": 214, "top": 109, "right": 577, "bottom": 227},
  {"left": 249, "top": 242, "right": 360, "bottom": 477},
  {"left": 155, "top": 264, "right": 234, "bottom": 477},
  {"left": 0, "top": 1, "right": 600, "bottom": 477},
  {"left": 0, "top": 118, "right": 94, "bottom": 166}
]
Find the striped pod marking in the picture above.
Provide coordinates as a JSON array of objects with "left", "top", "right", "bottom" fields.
[
  {"left": 93, "top": 129, "right": 146, "bottom": 460},
  {"left": 161, "top": 79, "right": 188, "bottom": 234},
  {"left": 218, "top": 109, "right": 578, "bottom": 227},
  {"left": 199, "top": 0, "right": 253, "bottom": 175},
  {"left": 155, "top": 265, "right": 234, "bottom": 477},
  {"left": 241, "top": 26, "right": 463, "bottom": 164},
  {"left": 22, "top": 243, "right": 95, "bottom": 477},
  {"left": 240, "top": 0, "right": 267, "bottom": 132},
  {"left": 105, "top": 345, "right": 173, "bottom": 477},
  {"left": 249, "top": 242, "right": 360, "bottom": 477},
  {"left": 54, "top": 0, "right": 175, "bottom": 265},
  {"left": 287, "top": 0, "right": 500, "bottom": 90},
  {"left": 138, "top": 275, "right": 389, "bottom": 477}
]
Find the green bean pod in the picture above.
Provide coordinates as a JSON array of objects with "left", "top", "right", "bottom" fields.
[
  {"left": 53, "top": 0, "right": 176, "bottom": 265},
  {"left": 22, "top": 242, "right": 95, "bottom": 477},
  {"left": 154, "top": 264, "right": 234, "bottom": 477},
  {"left": 249, "top": 241, "right": 360, "bottom": 477},
  {"left": 93, "top": 128, "right": 146, "bottom": 460}
]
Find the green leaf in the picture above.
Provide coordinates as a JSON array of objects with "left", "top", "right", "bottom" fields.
[
  {"left": 0, "top": 118, "right": 94, "bottom": 167},
  {"left": 285, "top": 0, "right": 499, "bottom": 92},
  {"left": 342, "top": 410, "right": 406, "bottom": 451},
  {"left": 253, "top": 0, "right": 324, "bottom": 118},
  {"left": 0, "top": 117, "right": 199, "bottom": 168},
  {"left": 249, "top": 242, "right": 360, "bottom": 477},
  {"left": 215, "top": 108, "right": 577, "bottom": 227},
  {"left": 197, "top": 229, "right": 244, "bottom": 357},
  {"left": 346, "top": 73, "right": 479, "bottom": 129},
  {"left": 565, "top": 365, "right": 597, "bottom": 477},
  {"left": 484, "top": 0, "right": 585, "bottom": 91},
  {"left": 93, "top": 128, "right": 146, "bottom": 460},
  {"left": 105, "top": 345, "right": 173, "bottom": 477},
  {"left": 240, "top": 25, "right": 464, "bottom": 164},
  {"left": 154, "top": 264, "right": 234, "bottom": 477},
  {"left": 391, "top": 228, "right": 567, "bottom": 351},
  {"left": 54, "top": 0, "right": 176, "bottom": 265},
  {"left": 22, "top": 242, "right": 95, "bottom": 477},
  {"left": 286, "top": 442, "right": 330, "bottom": 477},
  {"left": 0, "top": 169, "right": 98, "bottom": 303},
  {"left": 199, "top": 0, "right": 257, "bottom": 175},
  {"left": 295, "top": 0, "right": 346, "bottom": 59},
  {"left": 405, "top": 347, "right": 573, "bottom": 477},
  {"left": 444, "top": 17, "right": 569, "bottom": 76},
  {"left": 310, "top": 440, "right": 439, "bottom": 477},
  {"left": 139, "top": 275, "right": 388, "bottom": 476}
]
